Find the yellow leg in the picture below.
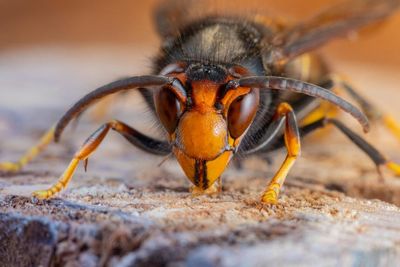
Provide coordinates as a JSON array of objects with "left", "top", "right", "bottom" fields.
[
  {"left": 32, "top": 122, "right": 110, "bottom": 199},
  {"left": 261, "top": 156, "right": 297, "bottom": 204},
  {"left": 383, "top": 115, "right": 400, "bottom": 142},
  {"left": 387, "top": 162, "right": 400, "bottom": 176},
  {"left": 32, "top": 119, "right": 164, "bottom": 199},
  {"left": 300, "top": 76, "right": 343, "bottom": 127},
  {"left": 0, "top": 126, "right": 55, "bottom": 172},
  {"left": 32, "top": 158, "right": 80, "bottom": 199},
  {"left": 261, "top": 103, "right": 301, "bottom": 204},
  {"left": 334, "top": 75, "right": 400, "bottom": 176},
  {"left": 300, "top": 101, "right": 339, "bottom": 127}
]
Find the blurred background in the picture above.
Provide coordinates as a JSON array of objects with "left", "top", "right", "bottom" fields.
[
  {"left": 0, "top": 0, "right": 399, "bottom": 146},
  {"left": 1, "top": 0, "right": 400, "bottom": 64}
]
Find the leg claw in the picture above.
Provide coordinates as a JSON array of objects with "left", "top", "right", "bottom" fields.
[
  {"left": 261, "top": 183, "right": 280, "bottom": 205},
  {"left": 32, "top": 190, "right": 51, "bottom": 200},
  {"left": 261, "top": 190, "right": 279, "bottom": 205}
]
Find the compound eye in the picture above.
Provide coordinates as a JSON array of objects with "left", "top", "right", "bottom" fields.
[
  {"left": 154, "top": 87, "right": 182, "bottom": 134},
  {"left": 227, "top": 90, "right": 259, "bottom": 139}
]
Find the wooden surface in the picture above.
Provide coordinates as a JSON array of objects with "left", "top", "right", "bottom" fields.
[{"left": 1, "top": 47, "right": 400, "bottom": 266}]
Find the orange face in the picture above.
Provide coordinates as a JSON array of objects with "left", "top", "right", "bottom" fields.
[{"left": 154, "top": 63, "right": 259, "bottom": 191}]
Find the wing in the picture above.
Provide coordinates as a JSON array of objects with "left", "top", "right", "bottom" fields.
[{"left": 264, "top": 0, "right": 400, "bottom": 66}]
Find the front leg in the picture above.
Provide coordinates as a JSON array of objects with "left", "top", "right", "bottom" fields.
[
  {"left": 261, "top": 103, "right": 301, "bottom": 204},
  {"left": 33, "top": 120, "right": 171, "bottom": 199}
]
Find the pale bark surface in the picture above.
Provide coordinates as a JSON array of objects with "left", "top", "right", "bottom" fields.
[{"left": 1, "top": 49, "right": 400, "bottom": 267}]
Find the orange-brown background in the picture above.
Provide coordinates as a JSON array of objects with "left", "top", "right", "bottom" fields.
[{"left": 1, "top": 0, "right": 400, "bottom": 67}]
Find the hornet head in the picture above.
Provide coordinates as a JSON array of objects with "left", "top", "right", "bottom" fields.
[{"left": 154, "top": 62, "right": 259, "bottom": 191}]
